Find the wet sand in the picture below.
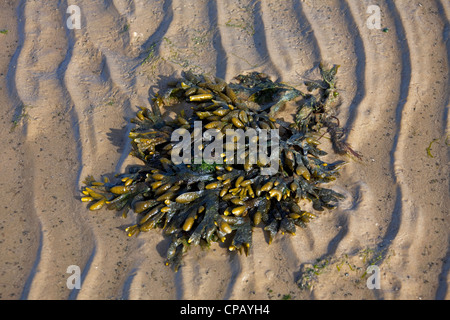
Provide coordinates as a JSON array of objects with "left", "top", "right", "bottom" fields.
[{"left": 0, "top": 0, "right": 448, "bottom": 300}]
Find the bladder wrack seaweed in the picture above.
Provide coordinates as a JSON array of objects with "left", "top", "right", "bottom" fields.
[{"left": 80, "top": 64, "right": 358, "bottom": 271}]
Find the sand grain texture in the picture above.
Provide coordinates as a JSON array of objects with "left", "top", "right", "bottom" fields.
[{"left": 0, "top": 0, "right": 448, "bottom": 300}]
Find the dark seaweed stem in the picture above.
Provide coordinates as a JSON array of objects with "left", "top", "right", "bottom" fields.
[
  {"left": 294, "top": 63, "right": 362, "bottom": 160},
  {"left": 80, "top": 64, "right": 355, "bottom": 271}
]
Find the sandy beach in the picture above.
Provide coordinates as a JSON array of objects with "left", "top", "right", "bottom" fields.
[{"left": 0, "top": 0, "right": 448, "bottom": 300}]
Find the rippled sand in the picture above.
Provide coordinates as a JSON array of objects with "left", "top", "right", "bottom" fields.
[{"left": 0, "top": 0, "right": 448, "bottom": 300}]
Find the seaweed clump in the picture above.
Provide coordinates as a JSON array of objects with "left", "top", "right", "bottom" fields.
[{"left": 80, "top": 64, "right": 358, "bottom": 271}]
